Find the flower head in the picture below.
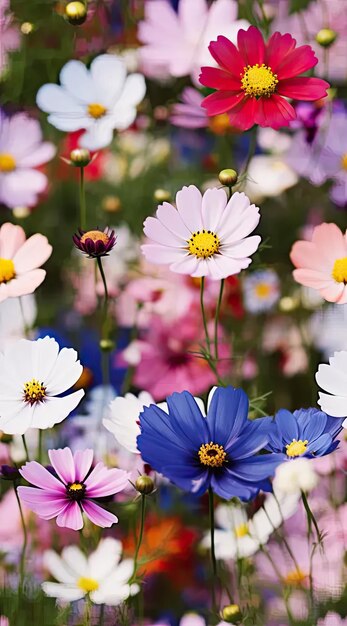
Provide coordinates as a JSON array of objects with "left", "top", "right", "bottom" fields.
[
  {"left": 142, "top": 186, "right": 261, "bottom": 280},
  {"left": 243, "top": 269, "right": 280, "bottom": 313},
  {"left": 266, "top": 408, "right": 343, "bottom": 460},
  {"left": 199, "top": 26, "right": 329, "bottom": 131},
  {"left": 290, "top": 223, "right": 347, "bottom": 304},
  {"left": 0, "top": 336, "right": 84, "bottom": 434},
  {"left": 137, "top": 386, "right": 281, "bottom": 500},
  {"left": 273, "top": 458, "right": 318, "bottom": 494},
  {"left": 36, "top": 54, "right": 146, "bottom": 150},
  {"left": 0, "top": 110, "right": 56, "bottom": 209},
  {"left": 0, "top": 223, "right": 52, "bottom": 303},
  {"left": 103, "top": 391, "right": 155, "bottom": 454},
  {"left": 42, "top": 538, "right": 139, "bottom": 603},
  {"left": 73, "top": 227, "right": 116, "bottom": 258},
  {"left": 316, "top": 351, "right": 347, "bottom": 425},
  {"left": 18, "top": 448, "right": 130, "bottom": 530}
]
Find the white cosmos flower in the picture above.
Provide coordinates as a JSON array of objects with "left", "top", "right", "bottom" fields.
[
  {"left": 0, "top": 336, "right": 84, "bottom": 434},
  {"left": 244, "top": 154, "right": 298, "bottom": 203},
  {"left": 201, "top": 488, "right": 299, "bottom": 559},
  {"left": 36, "top": 54, "right": 146, "bottom": 151},
  {"left": 273, "top": 459, "right": 318, "bottom": 494},
  {"left": 316, "top": 351, "right": 347, "bottom": 427},
  {"left": 42, "top": 538, "right": 139, "bottom": 605}
]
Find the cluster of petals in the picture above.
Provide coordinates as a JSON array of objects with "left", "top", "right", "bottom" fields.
[
  {"left": 0, "top": 222, "right": 52, "bottom": 303},
  {"left": 142, "top": 185, "right": 261, "bottom": 280},
  {"left": 18, "top": 447, "right": 130, "bottom": 530},
  {"left": 316, "top": 351, "right": 347, "bottom": 426},
  {"left": 290, "top": 223, "right": 347, "bottom": 304},
  {"left": 199, "top": 26, "right": 330, "bottom": 131}
]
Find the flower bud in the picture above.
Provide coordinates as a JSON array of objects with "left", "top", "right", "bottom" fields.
[
  {"left": 218, "top": 168, "right": 238, "bottom": 187},
  {"left": 99, "top": 338, "right": 115, "bottom": 352},
  {"left": 70, "top": 148, "right": 91, "bottom": 167},
  {"left": 135, "top": 475, "right": 154, "bottom": 495},
  {"left": 102, "top": 196, "right": 122, "bottom": 213},
  {"left": 221, "top": 604, "right": 243, "bottom": 623},
  {"left": 154, "top": 188, "right": 171, "bottom": 203},
  {"left": 65, "top": 1, "right": 87, "bottom": 25},
  {"left": 0, "top": 465, "right": 21, "bottom": 481},
  {"left": 315, "top": 28, "right": 337, "bottom": 48},
  {"left": 13, "top": 206, "right": 30, "bottom": 219}
]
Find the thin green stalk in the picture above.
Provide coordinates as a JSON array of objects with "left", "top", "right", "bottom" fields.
[
  {"left": 208, "top": 487, "right": 218, "bottom": 615},
  {"left": 261, "top": 504, "right": 302, "bottom": 574},
  {"left": 301, "top": 490, "right": 322, "bottom": 543},
  {"left": 97, "top": 256, "right": 109, "bottom": 313},
  {"left": 131, "top": 494, "right": 146, "bottom": 583},
  {"left": 83, "top": 595, "right": 92, "bottom": 626},
  {"left": 200, "top": 277, "right": 211, "bottom": 356},
  {"left": 14, "top": 485, "right": 28, "bottom": 594},
  {"left": 21, "top": 434, "right": 29, "bottom": 462},
  {"left": 214, "top": 279, "right": 225, "bottom": 361},
  {"left": 79, "top": 166, "right": 87, "bottom": 229}
]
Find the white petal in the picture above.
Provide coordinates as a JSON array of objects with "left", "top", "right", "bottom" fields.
[
  {"left": 36, "top": 84, "right": 85, "bottom": 114},
  {"left": 60, "top": 60, "right": 97, "bottom": 104},
  {"left": 315, "top": 362, "right": 347, "bottom": 397},
  {"left": 41, "top": 582, "right": 84, "bottom": 601},
  {"left": 87, "top": 538, "right": 122, "bottom": 580},
  {"left": 317, "top": 392, "right": 347, "bottom": 418},
  {"left": 79, "top": 123, "right": 114, "bottom": 150},
  {"left": 31, "top": 391, "right": 85, "bottom": 429},
  {"left": 201, "top": 187, "right": 227, "bottom": 232},
  {"left": 60, "top": 545, "right": 88, "bottom": 577},
  {"left": 90, "top": 54, "right": 126, "bottom": 107},
  {"left": 43, "top": 550, "right": 76, "bottom": 583},
  {"left": 44, "top": 346, "right": 83, "bottom": 394}
]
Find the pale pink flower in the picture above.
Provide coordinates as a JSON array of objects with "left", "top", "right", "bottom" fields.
[
  {"left": 0, "top": 222, "right": 52, "bottom": 303},
  {"left": 138, "top": 0, "right": 248, "bottom": 84},
  {"left": 0, "top": 0, "right": 20, "bottom": 76},
  {"left": 290, "top": 223, "right": 347, "bottom": 304},
  {"left": 170, "top": 88, "right": 208, "bottom": 129},
  {"left": 0, "top": 110, "right": 56, "bottom": 208},
  {"left": 317, "top": 614, "right": 347, "bottom": 626},
  {"left": 142, "top": 186, "right": 261, "bottom": 281}
]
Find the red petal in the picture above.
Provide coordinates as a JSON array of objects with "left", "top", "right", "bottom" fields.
[
  {"left": 199, "top": 66, "right": 241, "bottom": 91},
  {"left": 277, "top": 77, "right": 330, "bottom": 101},
  {"left": 237, "top": 26, "right": 265, "bottom": 67},
  {"left": 255, "top": 96, "right": 295, "bottom": 129},
  {"left": 202, "top": 90, "right": 244, "bottom": 116},
  {"left": 227, "top": 97, "right": 258, "bottom": 131},
  {"left": 266, "top": 32, "right": 296, "bottom": 72},
  {"left": 275, "top": 46, "right": 317, "bottom": 80},
  {"left": 208, "top": 36, "right": 244, "bottom": 77}
]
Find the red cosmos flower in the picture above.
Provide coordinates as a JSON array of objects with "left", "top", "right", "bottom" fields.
[{"left": 199, "top": 26, "right": 330, "bottom": 131}]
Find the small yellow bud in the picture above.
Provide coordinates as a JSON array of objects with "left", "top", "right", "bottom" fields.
[
  {"left": 221, "top": 604, "right": 243, "bottom": 623},
  {"left": 315, "top": 28, "right": 337, "bottom": 48},
  {"left": 102, "top": 196, "right": 122, "bottom": 213},
  {"left": 12, "top": 206, "right": 30, "bottom": 219},
  {"left": 218, "top": 168, "right": 238, "bottom": 187},
  {"left": 70, "top": 148, "right": 91, "bottom": 167},
  {"left": 99, "top": 339, "right": 115, "bottom": 352},
  {"left": 154, "top": 188, "right": 171, "bottom": 203},
  {"left": 65, "top": 1, "right": 87, "bottom": 25},
  {"left": 21, "top": 22, "right": 34, "bottom": 35},
  {"left": 135, "top": 475, "right": 155, "bottom": 495}
]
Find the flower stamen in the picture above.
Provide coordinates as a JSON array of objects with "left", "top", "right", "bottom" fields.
[
  {"left": 0, "top": 153, "right": 16, "bottom": 172},
  {"left": 88, "top": 103, "right": 107, "bottom": 119},
  {"left": 188, "top": 230, "right": 220, "bottom": 259},
  {"left": 234, "top": 522, "right": 249, "bottom": 538},
  {"left": 0, "top": 258, "right": 15, "bottom": 283},
  {"left": 241, "top": 64, "right": 278, "bottom": 98},
  {"left": 283, "top": 568, "right": 308, "bottom": 587},
  {"left": 80, "top": 230, "right": 110, "bottom": 245},
  {"left": 77, "top": 576, "right": 99, "bottom": 592},
  {"left": 286, "top": 439, "right": 308, "bottom": 458},
  {"left": 198, "top": 441, "right": 227, "bottom": 467},
  {"left": 23, "top": 379, "right": 46, "bottom": 405},
  {"left": 332, "top": 257, "right": 347, "bottom": 283},
  {"left": 67, "top": 482, "right": 86, "bottom": 501}
]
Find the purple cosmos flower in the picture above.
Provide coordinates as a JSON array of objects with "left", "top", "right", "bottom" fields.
[
  {"left": 170, "top": 88, "right": 208, "bottom": 129},
  {"left": 73, "top": 227, "right": 116, "bottom": 258},
  {"left": 18, "top": 447, "right": 130, "bottom": 531}
]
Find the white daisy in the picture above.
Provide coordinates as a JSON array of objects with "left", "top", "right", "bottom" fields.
[
  {"left": 316, "top": 350, "right": 347, "bottom": 426},
  {"left": 0, "top": 336, "right": 84, "bottom": 434},
  {"left": 273, "top": 458, "right": 318, "bottom": 495},
  {"left": 42, "top": 538, "right": 139, "bottom": 605},
  {"left": 36, "top": 54, "right": 146, "bottom": 150}
]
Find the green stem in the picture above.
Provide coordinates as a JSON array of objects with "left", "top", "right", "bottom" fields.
[
  {"left": 14, "top": 485, "right": 28, "bottom": 594},
  {"left": 131, "top": 494, "right": 146, "bottom": 583},
  {"left": 208, "top": 487, "right": 218, "bottom": 615},
  {"left": 301, "top": 490, "right": 322, "bottom": 542},
  {"left": 21, "top": 434, "right": 29, "bottom": 462},
  {"left": 79, "top": 166, "right": 87, "bottom": 229},
  {"left": 97, "top": 256, "right": 109, "bottom": 313},
  {"left": 214, "top": 279, "right": 225, "bottom": 361},
  {"left": 200, "top": 276, "right": 211, "bottom": 357},
  {"left": 83, "top": 595, "right": 92, "bottom": 626}
]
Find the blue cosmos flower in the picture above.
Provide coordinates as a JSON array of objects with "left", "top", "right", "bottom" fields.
[
  {"left": 266, "top": 408, "right": 344, "bottom": 460},
  {"left": 137, "top": 386, "right": 282, "bottom": 501}
]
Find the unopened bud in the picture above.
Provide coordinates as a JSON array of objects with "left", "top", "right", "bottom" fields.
[
  {"left": 135, "top": 475, "right": 154, "bottom": 495},
  {"left": 99, "top": 339, "right": 115, "bottom": 352},
  {"left": 154, "top": 188, "right": 171, "bottom": 203},
  {"left": 221, "top": 604, "right": 243, "bottom": 624},
  {"left": 315, "top": 28, "right": 337, "bottom": 48},
  {"left": 218, "top": 168, "right": 238, "bottom": 187},
  {"left": 65, "top": 1, "right": 87, "bottom": 25},
  {"left": 102, "top": 196, "right": 121, "bottom": 213},
  {"left": 70, "top": 148, "right": 91, "bottom": 167}
]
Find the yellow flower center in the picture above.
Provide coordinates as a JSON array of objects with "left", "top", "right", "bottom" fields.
[
  {"left": 0, "top": 153, "right": 16, "bottom": 172},
  {"left": 283, "top": 568, "right": 308, "bottom": 587},
  {"left": 188, "top": 230, "right": 220, "bottom": 259},
  {"left": 88, "top": 103, "right": 107, "bottom": 119},
  {"left": 241, "top": 64, "right": 278, "bottom": 98},
  {"left": 77, "top": 577, "right": 100, "bottom": 593},
  {"left": 80, "top": 230, "right": 110, "bottom": 245},
  {"left": 234, "top": 522, "right": 249, "bottom": 538},
  {"left": 23, "top": 379, "right": 46, "bottom": 405},
  {"left": 69, "top": 483, "right": 84, "bottom": 492},
  {"left": 332, "top": 257, "right": 347, "bottom": 283},
  {"left": 340, "top": 154, "right": 347, "bottom": 170},
  {"left": 255, "top": 283, "right": 271, "bottom": 298},
  {"left": 209, "top": 113, "right": 230, "bottom": 134},
  {"left": 198, "top": 441, "right": 227, "bottom": 467},
  {"left": 0, "top": 258, "right": 15, "bottom": 283},
  {"left": 286, "top": 439, "right": 308, "bottom": 458}
]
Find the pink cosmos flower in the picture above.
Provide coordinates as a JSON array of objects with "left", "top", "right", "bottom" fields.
[
  {"left": 138, "top": 0, "right": 249, "bottom": 84},
  {"left": 142, "top": 186, "right": 261, "bottom": 281},
  {"left": 199, "top": 26, "right": 330, "bottom": 131},
  {"left": 0, "top": 110, "right": 56, "bottom": 208},
  {"left": 0, "top": 0, "right": 20, "bottom": 76},
  {"left": 170, "top": 88, "right": 208, "bottom": 129},
  {"left": 0, "top": 222, "right": 52, "bottom": 303},
  {"left": 18, "top": 448, "right": 130, "bottom": 531},
  {"left": 290, "top": 223, "right": 347, "bottom": 304}
]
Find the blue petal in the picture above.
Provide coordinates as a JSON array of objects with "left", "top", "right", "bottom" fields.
[
  {"left": 160, "top": 465, "right": 210, "bottom": 495},
  {"left": 274, "top": 409, "right": 299, "bottom": 443},
  {"left": 140, "top": 403, "right": 196, "bottom": 452},
  {"left": 138, "top": 433, "right": 193, "bottom": 471},
  {"left": 266, "top": 421, "right": 283, "bottom": 452},
  {"left": 294, "top": 408, "right": 327, "bottom": 441},
  {"left": 230, "top": 453, "right": 283, "bottom": 482},
  {"left": 325, "top": 415, "right": 345, "bottom": 437},
  {"left": 166, "top": 391, "right": 210, "bottom": 448},
  {"left": 306, "top": 433, "right": 334, "bottom": 456},
  {"left": 206, "top": 386, "right": 249, "bottom": 447},
  {"left": 211, "top": 469, "right": 260, "bottom": 501},
  {"left": 226, "top": 423, "right": 269, "bottom": 460}
]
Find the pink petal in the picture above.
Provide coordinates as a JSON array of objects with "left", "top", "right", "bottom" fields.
[
  {"left": 278, "top": 77, "right": 330, "bottom": 101},
  {"left": 0, "top": 169, "right": 48, "bottom": 208},
  {"left": 237, "top": 26, "right": 265, "bottom": 67},
  {"left": 141, "top": 243, "right": 187, "bottom": 265},
  {"left": 82, "top": 500, "right": 118, "bottom": 528},
  {"left": 312, "top": 223, "right": 347, "bottom": 259},
  {"left": 156, "top": 201, "right": 191, "bottom": 239},
  {"left": 56, "top": 502, "right": 83, "bottom": 530},
  {"left": 202, "top": 90, "right": 244, "bottom": 116},
  {"left": 19, "top": 142, "right": 56, "bottom": 168},
  {"left": 0, "top": 222, "right": 26, "bottom": 259},
  {"left": 292, "top": 268, "right": 333, "bottom": 289},
  {"left": 74, "top": 449, "right": 94, "bottom": 482},
  {"left": 17, "top": 486, "right": 67, "bottom": 519},
  {"left": 143, "top": 216, "right": 184, "bottom": 246},
  {"left": 48, "top": 448, "right": 76, "bottom": 484},
  {"left": 175, "top": 185, "right": 203, "bottom": 232},
  {"left": 265, "top": 32, "right": 296, "bottom": 73},
  {"left": 85, "top": 466, "right": 129, "bottom": 498},
  {"left": 13, "top": 234, "right": 52, "bottom": 273},
  {"left": 19, "top": 461, "right": 65, "bottom": 493},
  {"left": 199, "top": 66, "right": 241, "bottom": 90},
  {"left": 207, "top": 36, "right": 244, "bottom": 77},
  {"left": 255, "top": 95, "right": 296, "bottom": 129},
  {"left": 227, "top": 97, "right": 257, "bottom": 131},
  {"left": 319, "top": 283, "right": 347, "bottom": 303},
  {"left": 4, "top": 270, "right": 46, "bottom": 298},
  {"left": 275, "top": 45, "right": 317, "bottom": 80}
]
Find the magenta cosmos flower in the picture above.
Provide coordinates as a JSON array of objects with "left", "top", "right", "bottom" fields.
[
  {"left": 18, "top": 448, "right": 130, "bottom": 531},
  {"left": 199, "top": 26, "right": 330, "bottom": 131},
  {"left": 290, "top": 223, "right": 347, "bottom": 304},
  {"left": 142, "top": 186, "right": 261, "bottom": 280},
  {"left": 0, "top": 222, "right": 52, "bottom": 303}
]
